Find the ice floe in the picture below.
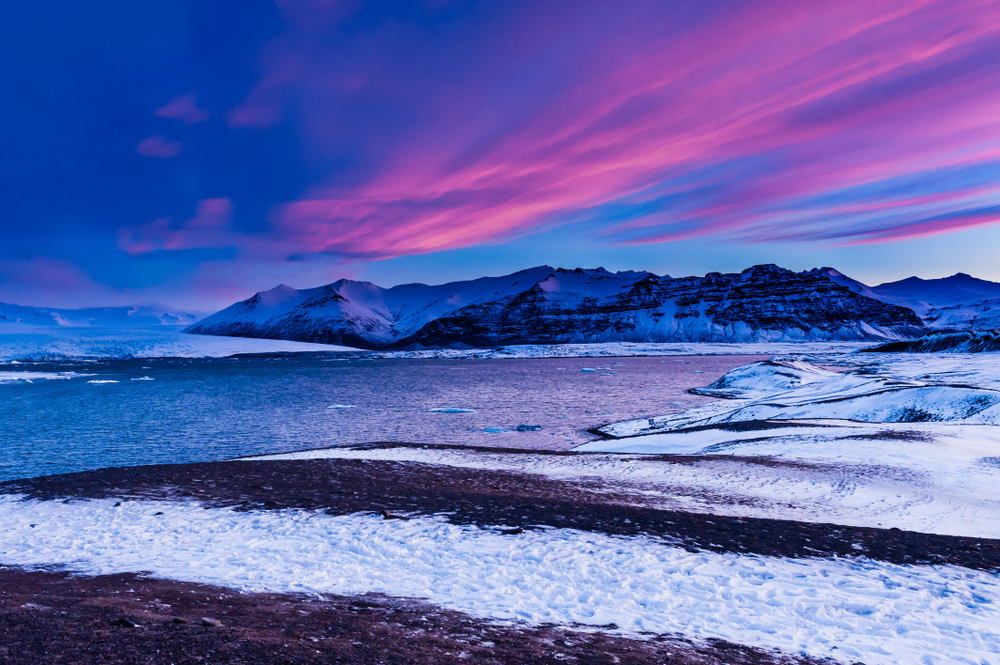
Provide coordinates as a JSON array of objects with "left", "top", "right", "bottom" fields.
[
  {"left": 86, "top": 380, "right": 119, "bottom": 384},
  {"left": 0, "top": 496, "right": 998, "bottom": 664},
  {"left": 427, "top": 407, "right": 476, "bottom": 413},
  {"left": 0, "top": 371, "right": 91, "bottom": 383},
  {"left": 327, "top": 404, "right": 356, "bottom": 409}
]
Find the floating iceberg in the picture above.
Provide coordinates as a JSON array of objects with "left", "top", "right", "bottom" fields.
[
  {"left": 87, "top": 380, "right": 119, "bottom": 384},
  {"left": 327, "top": 404, "right": 356, "bottom": 409}
]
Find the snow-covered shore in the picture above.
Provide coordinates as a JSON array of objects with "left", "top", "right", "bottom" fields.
[{"left": 1, "top": 494, "right": 998, "bottom": 664}]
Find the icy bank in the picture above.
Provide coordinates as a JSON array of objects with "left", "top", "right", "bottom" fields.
[
  {"left": 599, "top": 359, "right": 1000, "bottom": 438},
  {"left": 345, "top": 341, "right": 867, "bottom": 360},
  {"left": 866, "top": 329, "right": 1000, "bottom": 353}
]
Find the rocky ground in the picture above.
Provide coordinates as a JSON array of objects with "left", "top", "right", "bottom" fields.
[{"left": 0, "top": 567, "right": 834, "bottom": 665}]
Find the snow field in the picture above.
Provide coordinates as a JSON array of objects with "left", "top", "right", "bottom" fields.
[
  {"left": 250, "top": 441, "right": 1000, "bottom": 538},
  {"left": 0, "top": 495, "right": 998, "bottom": 664}
]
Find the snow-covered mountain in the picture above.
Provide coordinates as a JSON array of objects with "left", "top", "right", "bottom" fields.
[
  {"left": 186, "top": 264, "right": 925, "bottom": 349},
  {"left": 818, "top": 269, "right": 1000, "bottom": 330},
  {"left": 0, "top": 302, "right": 199, "bottom": 327}
]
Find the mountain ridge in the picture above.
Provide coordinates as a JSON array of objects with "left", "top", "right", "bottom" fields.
[{"left": 185, "top": 264, "right": 932, "bottom": 349}]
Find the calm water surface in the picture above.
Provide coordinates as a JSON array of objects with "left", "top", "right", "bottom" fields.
[{"left": 0, "top": 355, "right": 763, "bottom": 481}]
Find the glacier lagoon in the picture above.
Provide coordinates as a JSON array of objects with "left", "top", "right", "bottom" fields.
[{"left": 0, "top": 353, "right": 762, "bottom": 482}]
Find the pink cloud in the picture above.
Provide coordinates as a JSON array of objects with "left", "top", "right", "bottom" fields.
[
  {"left": 136, "top": 135, "right": 183, "bottom": 158},
  {"left": 118, "top": 198, "right": 234, "bottom": 255},
  {"left": 229, "top": 0, "right": 1000, "bottom": 259},
  {"left": 155, "top": 92, "right": 210, "bottom": 124}
]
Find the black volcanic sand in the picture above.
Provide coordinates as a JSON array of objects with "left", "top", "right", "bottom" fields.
[
  {"left": 3, "top": 442, "right": 999, "bottom": 571},
  {"left": 0, "top": 568, "right": 836, "bottom": 665}
]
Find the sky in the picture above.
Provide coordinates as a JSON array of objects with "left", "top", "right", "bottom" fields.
[{"left": 2, "top": 0, "right": 999, "bottom": 313}]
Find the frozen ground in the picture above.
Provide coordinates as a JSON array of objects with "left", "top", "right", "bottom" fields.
[
  {"left": 0, "top": 325, "right": 355, "bottom": 361},
  {"left": 1, "top": 495, "right": 998, "bottom": 665}
]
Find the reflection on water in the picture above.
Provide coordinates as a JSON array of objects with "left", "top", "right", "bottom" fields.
[{"left": 0, "top": 355, "right": 763, "bottom": 481}]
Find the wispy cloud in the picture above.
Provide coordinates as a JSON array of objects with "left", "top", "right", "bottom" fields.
[
  {"left": 155, "top": 92, "right": 210, "bottom": 124},
  {"left": 118, "top": 198, "right": 234, "bottom": 255},
  {"left": 136, "top": 135, "right": 183, "bottom": 158}
]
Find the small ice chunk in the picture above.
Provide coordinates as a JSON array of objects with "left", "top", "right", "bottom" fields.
[
  {"left": 515, "top": 424, "right": 542, "bottom": 431},
  {"left": 327, "top": 404, "right": 356, "bottom": 409},
  {"left": 131, "top": 376, "right": 155, "bottom": 381},
  {"left": 482, "top": 427, "right": 505, "bottom": 433},
  {"left": 87, "top": 380, "right": 119, "bottom": 384},
  {"left": 428, "top": 407, "right": 476, "bottom": 413},
  {"left": 692, "top": 370, "right": 703, "bottom": 374},
  {"left": 581, "top": 368, "right": 597, "bottom": 373}
]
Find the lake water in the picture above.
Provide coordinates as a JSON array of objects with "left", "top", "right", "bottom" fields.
[{"left": 0, "top": 354, "right": 763, "bottom": 482}]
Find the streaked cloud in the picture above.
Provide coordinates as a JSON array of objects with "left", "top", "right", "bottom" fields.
[{"left": 230, "top": 0, "right": 1000, "bottom": 259}]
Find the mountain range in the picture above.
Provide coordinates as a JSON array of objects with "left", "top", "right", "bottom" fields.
[
  {"left": 9, "top": 265, "right": 990, "bottom": 349},
  {"left": 0, "top": 302, "right": 199, "bottom": 327},
  {"left": 183, "top": 264, "right": 989, "bottom": 349}
]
